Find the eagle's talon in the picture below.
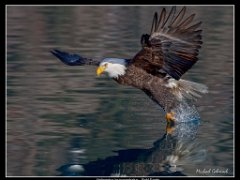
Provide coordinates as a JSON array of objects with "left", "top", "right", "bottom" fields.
[
  {"left": 165, "top": 112, "right": 176, "bottom": 123},
  {"left": 166, "top": 112, "right": 176, "bottom": 134},
  {"left": 166, "top": 124, "right": 176, "bottom": 135}
]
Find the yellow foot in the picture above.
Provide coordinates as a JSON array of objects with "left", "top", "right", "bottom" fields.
[
  {"left": 165, "top": 112, "right": 176, "bottom": 123},
  {"left": 166, "top": 121, "right": 176, "bottom": 134},
  {"left": 165, "top": 112, "right": 176, "bottom": 134}
]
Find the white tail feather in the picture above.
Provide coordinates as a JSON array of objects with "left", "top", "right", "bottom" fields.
[
  {"left": 166, "top": 78, "right": 208, "bottom": 101},
  {"left": 178, "top": 79, "right": 208, "bottom": 101}
]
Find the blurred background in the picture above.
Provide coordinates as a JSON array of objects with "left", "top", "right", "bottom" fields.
[{"left": 6, "top": 5, "right": 234, "bottom": 176}]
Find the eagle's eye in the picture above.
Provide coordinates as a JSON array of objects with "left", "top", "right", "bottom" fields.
[{"left": 104, "top": 63, "right": 108, "bottom": 67}]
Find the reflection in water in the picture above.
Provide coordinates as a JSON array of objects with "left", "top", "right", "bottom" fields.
[
  {"left": 57, "top": 109, "right": 206, "bottom": 176},
  {"left": 57, "top": 137, "right": 87, "bottom": 176}
]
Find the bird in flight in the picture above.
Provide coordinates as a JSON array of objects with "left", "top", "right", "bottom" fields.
[{"left": 51, "top": 6, "right": 208, "bottom": 123}]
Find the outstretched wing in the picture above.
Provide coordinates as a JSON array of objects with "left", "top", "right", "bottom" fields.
[
  {"left": 51, "top": 49, "right": 99, "bottom": 66},
  {"left": 133, "top": 6, "right": 202, "bottom": 80}
]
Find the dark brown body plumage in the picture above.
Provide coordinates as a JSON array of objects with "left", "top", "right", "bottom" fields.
[{"left": 115, "top": 62, "right": 178, "bottom": 112}]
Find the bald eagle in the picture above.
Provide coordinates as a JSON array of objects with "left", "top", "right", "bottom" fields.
[{"left": 51, "top": 7, "right": 208, "bottom": 122}]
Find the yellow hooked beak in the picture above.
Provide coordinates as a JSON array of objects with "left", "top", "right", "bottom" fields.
[{"left": 96, "top": 65, "right": 107, "bottom": 76}]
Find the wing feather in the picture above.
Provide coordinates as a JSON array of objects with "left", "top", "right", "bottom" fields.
[
  {"left": 51, "top": 49, "right": 99, "bottom": 66},
  {"left": 169, "top": 6, "right": 186, "bottom": 28},
  {"left": 147, "top": 6, "right": 203, "bottom": 80},
  {"left": 150, "top": 12, "right": 158, "bottom": 35},
  {"left": 157, "top": 8, "right": 166, "bottom": 30}
]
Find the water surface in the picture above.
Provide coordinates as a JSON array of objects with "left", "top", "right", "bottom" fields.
[{"left": 6, "top": 5, "right": 234, "bottom": 176}]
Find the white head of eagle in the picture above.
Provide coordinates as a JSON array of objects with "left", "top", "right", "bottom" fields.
[{"left": 96, "top": 58, "right": 127, "bottom": 78}]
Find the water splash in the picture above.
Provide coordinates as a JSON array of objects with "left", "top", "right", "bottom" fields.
[{"left": 172, "top": 103, "right": 201, "bottom": 122}]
